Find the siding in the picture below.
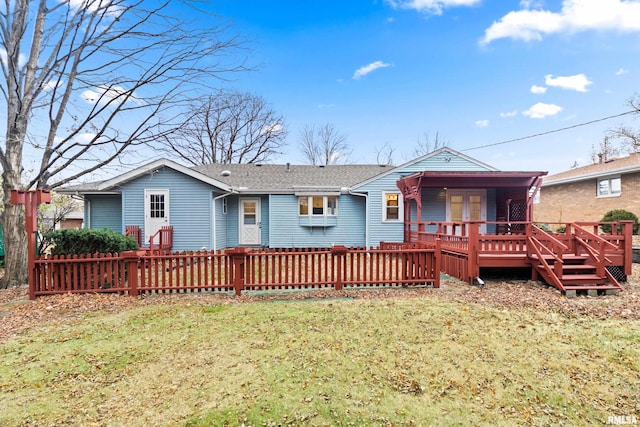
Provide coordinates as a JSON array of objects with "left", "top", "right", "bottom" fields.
[
  {"left": 119, "top": 166, "right": 217, "bottom": 251},
  {"left": 213, "top": 196, "right": 229, "bottom": 251},
  {"left": 269, "top": 194, "right": 366, "bottom": 248},
  {"left": 85, "top": 194, "right": 122, "bottom": 231}
]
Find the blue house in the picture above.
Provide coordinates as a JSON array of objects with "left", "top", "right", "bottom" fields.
[{"left": 60, "top": 147, "right": 540, "bottom": 251}]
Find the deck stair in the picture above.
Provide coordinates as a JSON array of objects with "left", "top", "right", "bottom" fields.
[{"left": 527, "top": 224, "right": 623, "bottom": 295}]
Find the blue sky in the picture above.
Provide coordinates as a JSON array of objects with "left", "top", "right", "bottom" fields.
[{"left": 204, "top": 0, "right": 640, "bottom": 174}]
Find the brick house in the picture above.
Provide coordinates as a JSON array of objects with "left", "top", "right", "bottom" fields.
[{"left": 534, "top": 152, "right": 640, "bottom": 226}]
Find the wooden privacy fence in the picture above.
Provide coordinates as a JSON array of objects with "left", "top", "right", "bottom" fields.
[{"left": 31, "top": 244, "right": 440, "bottom": 299}]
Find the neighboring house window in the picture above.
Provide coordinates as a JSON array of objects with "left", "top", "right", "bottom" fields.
[
  {"left": 222, "top": 198, "right": 228, "bottom": 215},
  {"left": 383, "top": 192, "right": 403, "bottom": 222},
  {"left": 298, "top": 196, "right": 338, "bottom": 216},
  {"left": 597, "top": 176, "right": 621, "bottom": 197}
]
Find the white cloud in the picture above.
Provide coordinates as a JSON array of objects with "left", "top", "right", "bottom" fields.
[
  {"left": 481, "top": 0, "right": 640, "bottom": 45},
  {"left": 520, "top": 0, "right": 544, "bottom": 8},
  {"left": 523, "top": 102, "right": 563, "bottom": 119},
  {"left": 475, "top": 119, "right": 489, "bottom": 127},
  {"left": 81, "top": 85, "right": 143, "bottom": 105},
  {"left": 353, "top": 61, "right": 391, "bottom": 80},
  {"left": 530, "top": 85, "right": 547, "bottom": 94},
  {"left": 260, "top": 123, "right": 285, "bottom": 136},
  {"left": 500, "top": 110, "right": 518, "bottom": 118},
  {"left": 42, "top": 80, "right": 64, "bottom": 90},
  {"left": 615, "top": 68, "right": 628, "bottom": 75},
  {"left": 0, "top": 49, "right": 27, "bottom": 68},
  {"left": 545, "top": 73, "right": 592, "bottom": 92},
  {"left": 385, "top": 0, "right": 480, "bottom": 15}
]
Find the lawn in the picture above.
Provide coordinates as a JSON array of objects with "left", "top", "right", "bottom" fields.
[{"left": 1, "top": 287, "right": 639, "bottom": 426}]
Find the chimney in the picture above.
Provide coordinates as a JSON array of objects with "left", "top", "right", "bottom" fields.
[{"left": 286, "top": 162, "right": 291, "bottom": 172}]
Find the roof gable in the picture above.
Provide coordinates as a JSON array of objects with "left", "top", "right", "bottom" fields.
[
  {"left": 352, "top": 147, "right": 498, "bottom": 189},
  {"left": 60, "top": 159, "right": 233, "bottom": 193}
]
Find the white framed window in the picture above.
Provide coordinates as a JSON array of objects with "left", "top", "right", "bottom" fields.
[
  {"left": 222, "top": 197, "right": 228, "bottom": 215},
  {"left": 382, "top": 191, "right": 403, "bottom": 222},
  {"left": 597, "top": 176, "right": 621, "bottom": 197},
  {"left": 298, "top": 196, "right": 338, "bottom": 216}
]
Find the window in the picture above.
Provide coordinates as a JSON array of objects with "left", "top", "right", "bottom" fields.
[
  {"left": 597, "top": 176, "right": 621, "bottom": 197},
  {"left": 383, "top": 192, "right": 403, "bottom": 222},
  {"left": 222, "top": 197, "right": 228, "bottom": 215},
  {"left": 149, "top": 194, "right": 165, "bottom": 218},
  {"left": 298, "top": 196, "right": 338, "bottom": 216},
  {"left": 312, "top": 196, "right": 324, "bottom": 215}
]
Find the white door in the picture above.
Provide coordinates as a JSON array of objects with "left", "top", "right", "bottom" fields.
[
  {"left": 446, "top": 190, "right": 486, "bottom": 234},
  {"left": 144, "top": 189, "right": 169, "bottom": 242},
  {"left": 239, "top": 198, "right": 261, "bottom": 245}
]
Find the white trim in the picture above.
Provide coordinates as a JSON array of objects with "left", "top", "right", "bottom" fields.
[
  {"left": 596, "top": 175, "right": 622, "bottom": 198},
  {"left": 239, "top": 197, "right": 261, "bottom": 245},
  {"left": 382, "top": 191, "right": 403, "bottom": 223},
  {"left": 95, "top": 159, "right": 234, "bottom": 192},
  {"left": 144, "top": 189, "right": 170, "bottom": 241},
  {"left": 298, "top": 195, "right": 339, "bottom": 217},
  {"left": 446, "top": 189, "right": 487, "bottom": 234}
]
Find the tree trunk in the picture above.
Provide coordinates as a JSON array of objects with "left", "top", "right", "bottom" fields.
[{"left": 0, "top": 195, "right": 27, "bottom": 289}]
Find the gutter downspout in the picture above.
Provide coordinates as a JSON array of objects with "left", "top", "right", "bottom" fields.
[
  {"left": 212, "top": 191, "right": 234, "bottom": 251},
  {"left": 349, "top": 189, "right": 369, "bottom": 248}
]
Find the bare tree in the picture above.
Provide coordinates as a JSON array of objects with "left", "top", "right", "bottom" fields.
[
  {"left": 607, "top": 125, "right": 640, "bottom": 155},
  {"left": 160, "top": 91, "right": 287, "bottom": 165},
  {"left": 412, "top": 131, "right": 449, "bottom": 157},
  {"left": 0, "top": 0, "right": 247, "bottom": 287},
  {"left": 375, "top": 142, "right": 396, "bottom": 166},
  {"left": 604, "top": 95, "right": 640, "bottom": 156},
  {"left": 37, "top": 194, "right": 81, "bottom": 254},
  {"left": 590, "top": 136, "right": 620, "bottom": 164},
  {"left": 298, "top": 123, "right": 350, "bottom": 165}
]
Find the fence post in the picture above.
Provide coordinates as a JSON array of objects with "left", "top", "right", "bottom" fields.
[
  {"left": 467, "top": 221, "right": 482, "bottom": 285},
  {"left": 331, "top": 245, "right": 348, "bottom": 291},
  {"left": 619, "top": 220, "right": 634, "bottom": 276},
  {"left": 121, "top": 250, "right": 142, "bottom": 297},
  {"left": 9, "top": 190, "right": 52, "bottom": 300},
  {"left": 228, "top": 248, "right": 250, "bottom": 296},
  {"left": 434, "top": 238, "right": 441, "bottom": 288}
]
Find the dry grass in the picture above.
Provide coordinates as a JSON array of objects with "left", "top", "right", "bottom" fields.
[{"left": 1, "top": 276, "right": 639, "bottom": 426}]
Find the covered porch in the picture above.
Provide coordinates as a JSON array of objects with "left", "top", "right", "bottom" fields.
[{"left": 396, "top": 171, "right": 634, "bottom": 295}]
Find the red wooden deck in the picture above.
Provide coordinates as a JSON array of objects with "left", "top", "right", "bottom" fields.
[{"left": 404, "top": 220, "right": 634, "bottom": 294}]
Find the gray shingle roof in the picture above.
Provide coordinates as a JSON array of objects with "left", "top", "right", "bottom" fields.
[{"left": 193, "top": 163, "right": 391, "bottom": 192}]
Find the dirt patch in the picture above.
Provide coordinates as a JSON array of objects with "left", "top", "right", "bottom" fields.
[{"left": 1, "top": 264, "right": 639, "bottom": 342}]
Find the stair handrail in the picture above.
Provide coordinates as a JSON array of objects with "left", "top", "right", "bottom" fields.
[
  {"left": 572, "top": 223, "right": 619, "bottom": 279},
  {"left": 527, "top": 235, "right": 565, "bottom": 291},
  {"left": 528, "top": 224, "right": 569, "bottom": 255},
  {"left": 148, "top": 226, "right": 173, "bottom": 252},
  {"left": 571, "top": 223, "right": 618, "bottom": 251}
]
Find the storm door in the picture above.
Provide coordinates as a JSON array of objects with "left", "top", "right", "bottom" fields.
[
  {"left": 239, "top": 198, "right": 261, "bottom": 245},
  {"left": 144, "top": 189, "right": 170, "bottom": 242}
]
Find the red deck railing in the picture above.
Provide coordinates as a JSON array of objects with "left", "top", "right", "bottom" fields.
[
  {"left": 31, "top": 245, "right": 440, "bottom": 299},
  {"left": 405, "top": 220, "right": 634, "bottom": 284}
]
